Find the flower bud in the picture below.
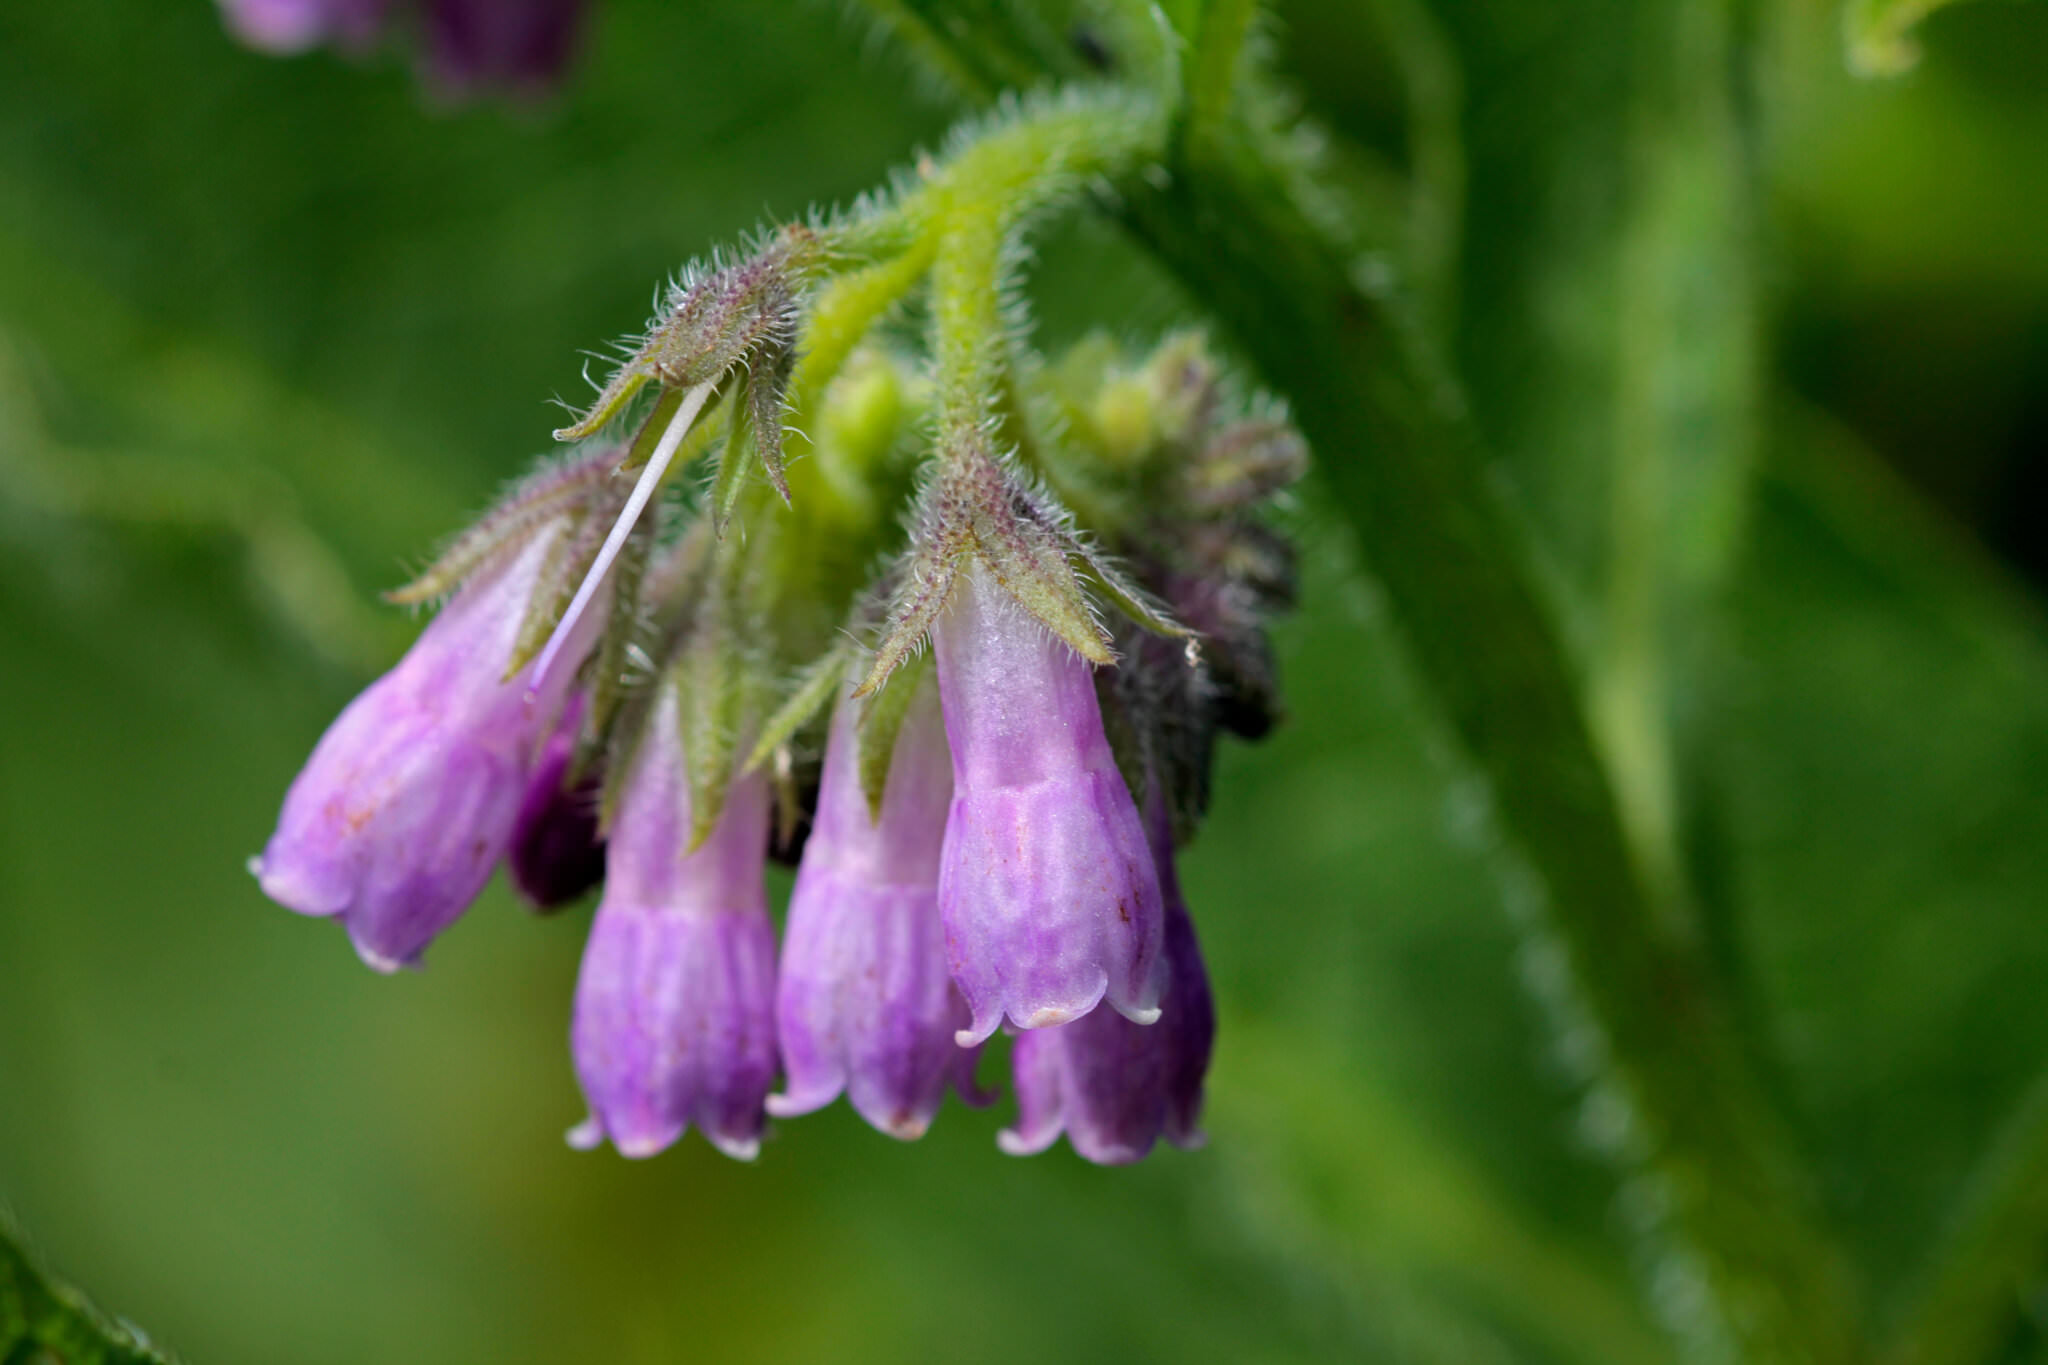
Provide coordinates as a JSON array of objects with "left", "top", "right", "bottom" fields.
[
  {"left": 770, "top": 678, "right": 989, "bottom": 1140},
  {"left": 933, "top": 562, "right": 1163, "bottom": 1045},
  {"left": 252, "top": 522, "right": 588, "bottom": 971},
  {"left": 568, "top": 688, "right": 777, "bottom": 1160},
  {"left": 997, "top": 794, "right": 1213, "bottom": 1164},
  {"left": 507, "top": 692, "right": 605, "bottom": 912}
]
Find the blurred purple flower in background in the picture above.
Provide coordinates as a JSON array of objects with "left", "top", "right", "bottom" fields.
[{"left": 217, "top": 0, "right": 587, "bottom": 96}]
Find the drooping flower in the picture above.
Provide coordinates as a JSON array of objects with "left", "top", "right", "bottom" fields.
[
  {"left": 769, "top": 675, "right": 990, "bottom": 1139},
  {"left": 997, "top": 793, "right": 1214, "bottom": 1164},
  {"left": 932, "top": 561, "right": 1164, "bottom": 1045},
  {"left": 507, "top": 692, "right": 605, "bottom": 912},
  {"left": 252, "top": 520, "right": 590, "bottom": 971},
  {"left": 568, "top": 686, "right": 778, "bottom": 1160}
]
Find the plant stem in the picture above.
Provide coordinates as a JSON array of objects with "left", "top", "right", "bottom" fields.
[{"left": 1120, "top": 138, "right": 1860, "bottom": 1365}]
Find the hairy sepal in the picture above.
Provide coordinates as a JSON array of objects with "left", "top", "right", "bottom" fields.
[
  {"left": 855, "top": 650, "right": 933, "bottom": 821},
  {"left": 385, "top": 446, "right": 615, "bottom": 606},
  {"left": 744, "top": 644, "right": 854, "bottom": 776},
  {"left": 858, "top": 445, "right": 1119, "bottom": 697},
  {"left": 555, "top": 230, "right": 814, "bottom": 443}
]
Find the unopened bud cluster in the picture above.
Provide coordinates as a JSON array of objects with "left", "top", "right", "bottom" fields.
[{"left": 255, "top": 203, "right": 1303, "bottom": 1164}]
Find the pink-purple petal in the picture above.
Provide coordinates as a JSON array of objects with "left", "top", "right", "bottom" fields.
[
  {"left": 569, "top": 691, "right": 777, "bottom": 1160},
  {"left": 933, "top": 562, "right": 1163, "bottom": 1045}
]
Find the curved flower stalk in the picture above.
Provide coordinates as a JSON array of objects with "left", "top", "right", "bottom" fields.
[
  {"left": 771, "top": 671, "right": 992, "bottom": 1139},
  {"left": 997, "top": 793, "right": 1214, "bottom": 1165},
  {"left": 569, "top": 685, "right": 777, "bottom": 1160},
  {"left": 933, "top": 560, "right": 1163, "bottom": 1045}
]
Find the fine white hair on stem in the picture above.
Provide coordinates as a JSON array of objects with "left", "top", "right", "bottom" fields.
[{"left": 526, "top": 380, "right": 716, "bottom": 702}]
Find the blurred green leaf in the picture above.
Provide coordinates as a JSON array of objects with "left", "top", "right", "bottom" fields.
[
  {"left": 2, "top": 1220, "right": 171, "bottom": 1365},
  {"left": 1715, "top": 405, "right": 2048, "bottom": 1346},
  {"left": 1843, "top": 0, "right": 2025, "bottom": 75}
]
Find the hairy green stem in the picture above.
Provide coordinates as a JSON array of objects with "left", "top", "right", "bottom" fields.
[{"left": 930, "top": 211, "right": 1009, "bottom": 455}]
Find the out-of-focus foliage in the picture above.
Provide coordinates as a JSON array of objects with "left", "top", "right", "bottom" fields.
[
  {"left": 3, "top": 1217, "right": 169, "bottom": 1364},
  {"left": 1, "top": 2, "right": 2046, "bottom": 1364},
  {"left": 1843, "top": 0, "right": 2019, "bottom": 74}
]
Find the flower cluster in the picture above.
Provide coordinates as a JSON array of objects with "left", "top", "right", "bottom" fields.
[{"left": 255, "top": 184, "right": 1301, "bottom": 1164}]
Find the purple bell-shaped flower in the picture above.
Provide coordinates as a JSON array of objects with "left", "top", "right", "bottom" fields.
[
  {"left": 997, "top": 792, "right": 1214, "bottom": 1164},
  {"left": 568, "top": 687, "right": 778, "bottom": 1160},
  {"left": 770, "top": 678, "right": 989, "bottom": 1139},
  {"left": 933, "top": 562, "right": 1163, "bottom": 1045},
  {"left": 252, "top": 523, "right": 590, "bottom": 971}
]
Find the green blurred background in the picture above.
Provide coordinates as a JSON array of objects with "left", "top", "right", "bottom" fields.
[{"left": 3, "top": 2, "right": 2047, "bottom": 1362}]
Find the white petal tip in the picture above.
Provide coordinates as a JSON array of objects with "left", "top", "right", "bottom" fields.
[
  {"left": 352, "top": 943, "right": 415, "bottom": 975},
  {"left": 252, "top": 859, "right": 349, "bottom": 920},
  {"left": 566, "top": 1119, "right": 605, "bottom": 1151},
  {"left": 1079, "top": 1144, "right": 1148, "bottom": 1166},
  {"left": 1116, "top": 1003, "right": 1162, "bottom": 1026},
  {"left": 709, "top": 1134, "right": 761, "bottom": 1162},
  {"left": 613, "top": 1134, "right": 673, "bottom": 1159},
  {"left": 764, "top": 1091, "right": 827, "bottom": 1120},
  {"left": 996, "top": 1128, "right": 1058, "bottom": 1158},
  {"left": 877, "top": 1111, "right": 932, "bottom": 1142}
]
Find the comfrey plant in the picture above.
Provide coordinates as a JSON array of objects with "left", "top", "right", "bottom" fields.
[{"left": 253, "top": 91, "right": 1305, "bottom": 1165}]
